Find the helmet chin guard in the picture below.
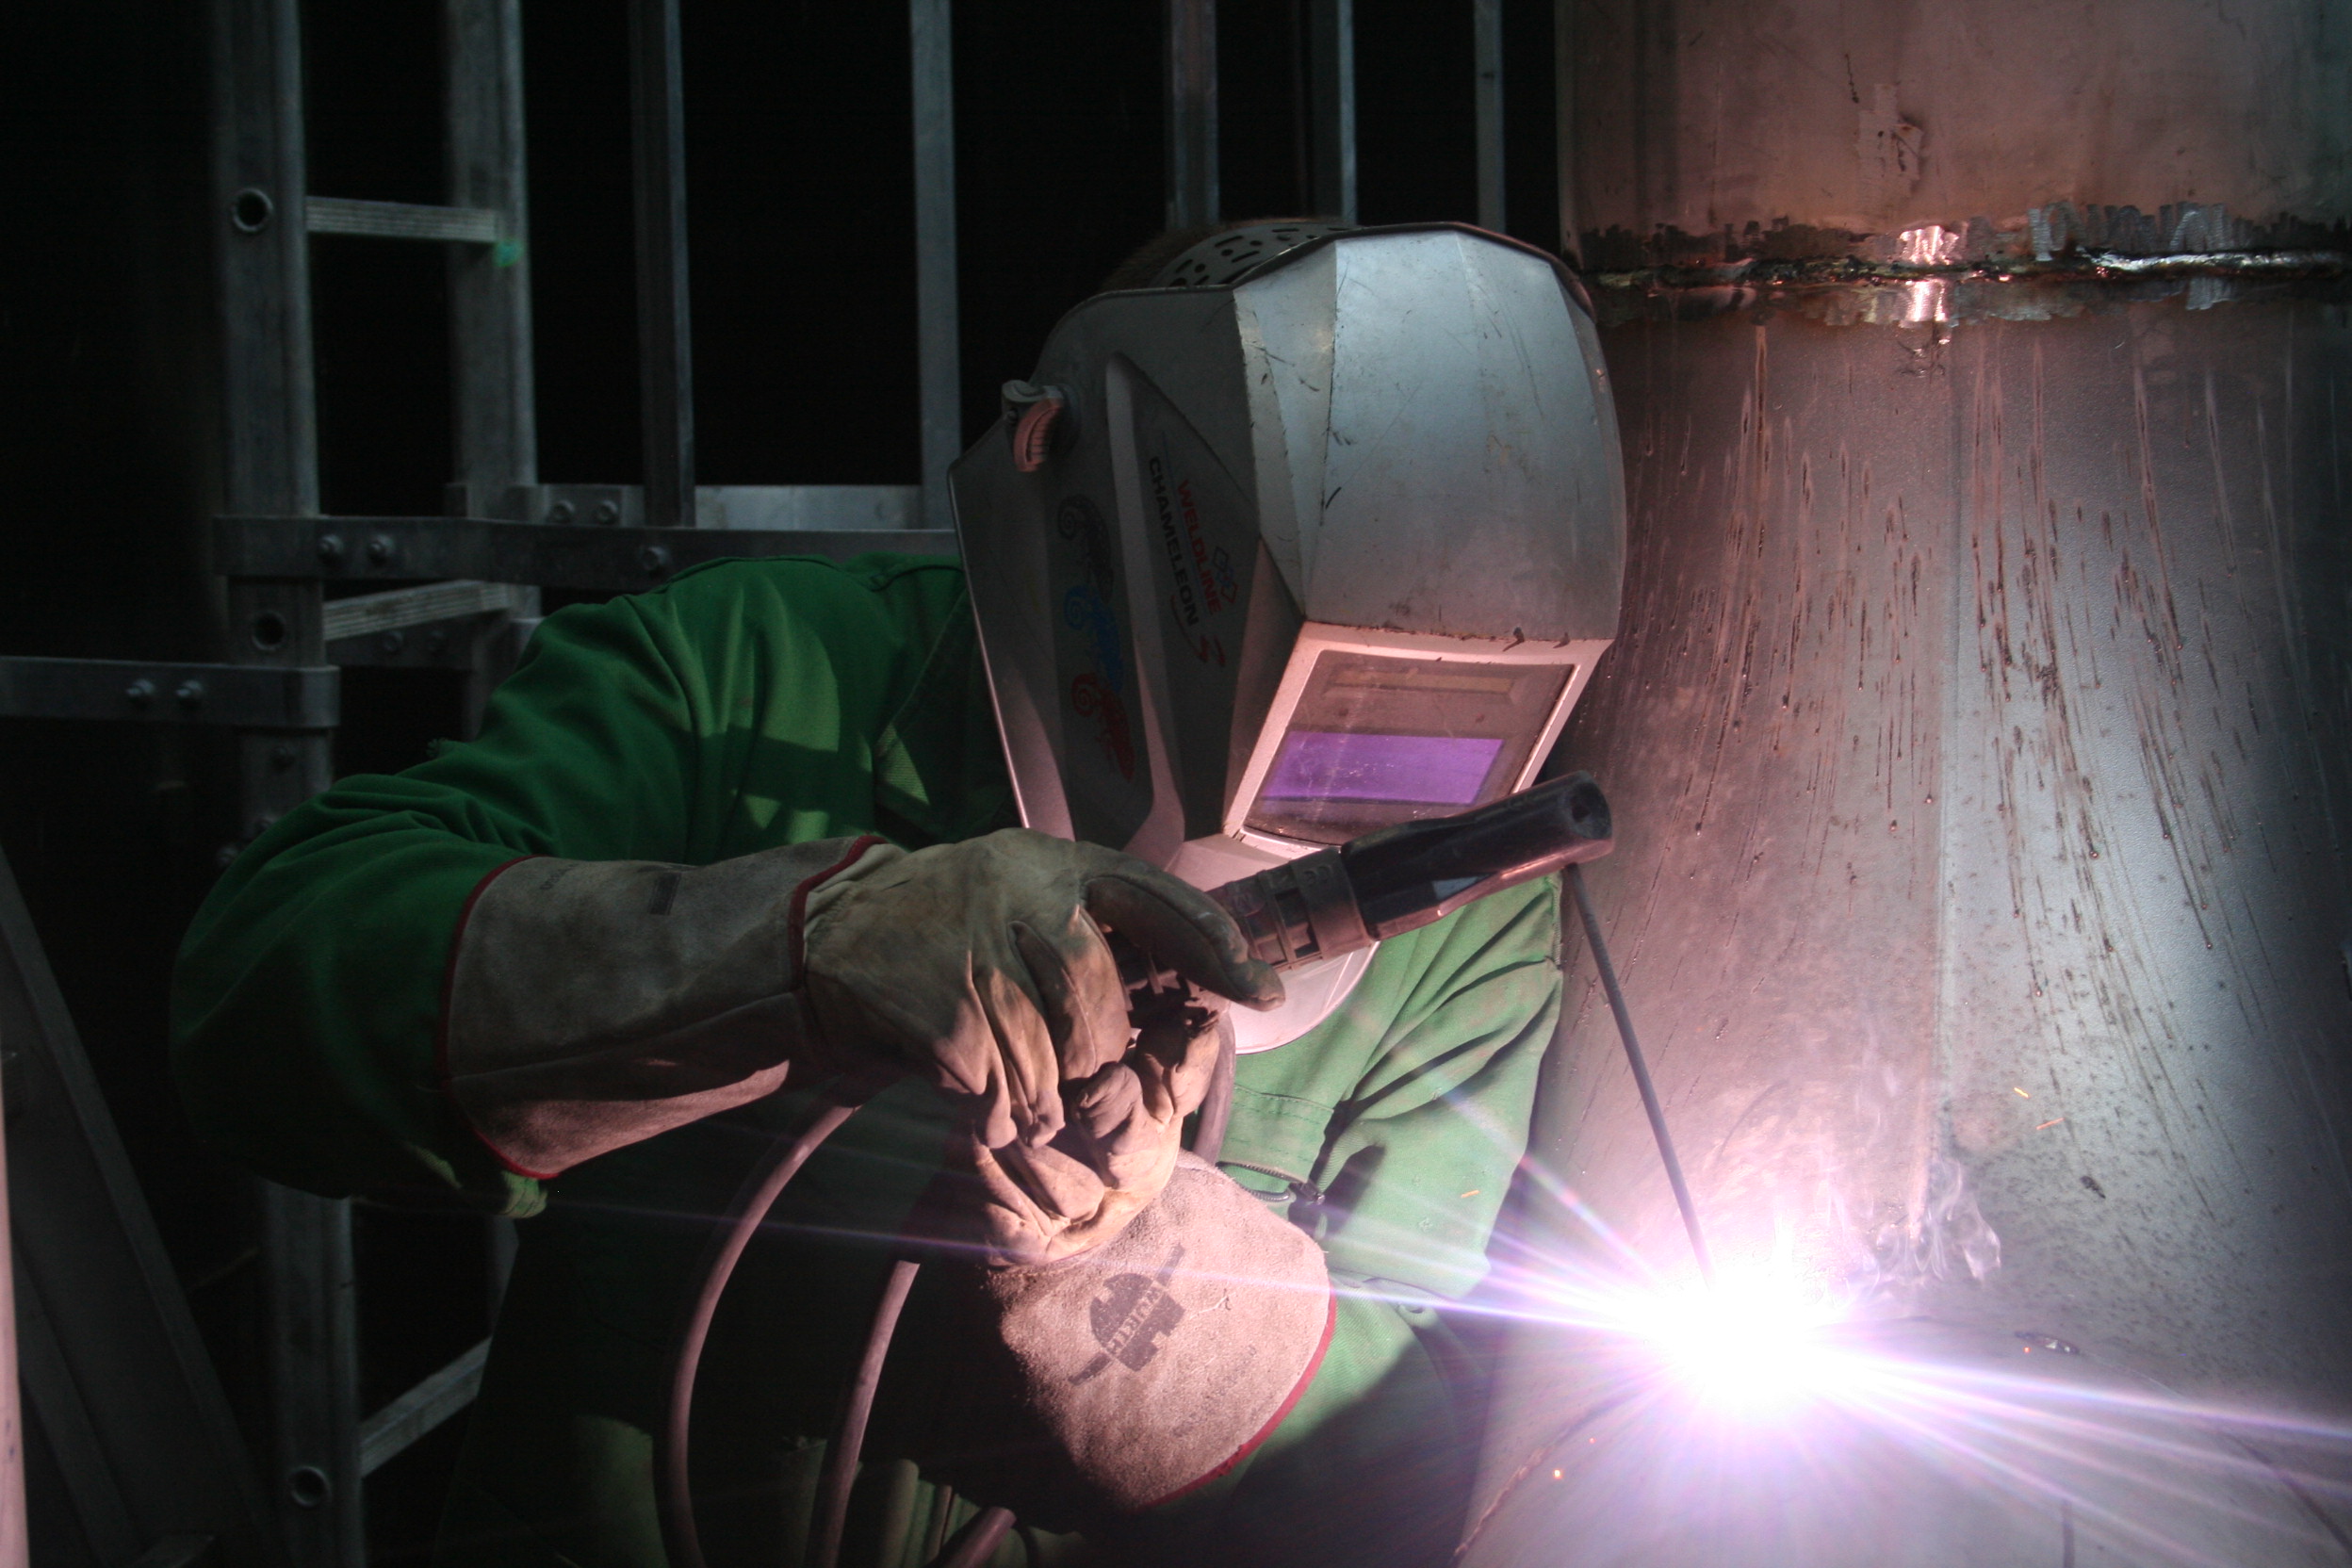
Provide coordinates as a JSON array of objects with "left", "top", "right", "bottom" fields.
[{"left": 952, "top": 224, "right": 1626, "bottom": 1049}]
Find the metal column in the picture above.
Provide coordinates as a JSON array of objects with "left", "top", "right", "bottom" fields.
[
  {"left": 212, "top": 0, "right": 361, "bottom": 1560},
  {"left": 1306, "top": 0, "right": 1356, "bottom": 221},
  {"left": 1166, "top": 0, "right": 1217, "bottom": 229},
  {"left": 1473, "top": 0, "right": 1504, "bottom": 232},
  {"left": 1550, "top": 0, "right": 1576, "bottom": 258},
  {"left": 1470, "top": 0, "right": 2352, "bottom": 1557},
  {"left": 445, "top": 0, "right": 537, "bottom": 507},
  {"left": 628, "top": 0, "right": 695, "bottom": 530},
  {"left": 911, "top": 0, "right": 961, "bottom": 531},
  {"left": 443, "top": 0, "right": 541, "bottom": 738},
  {"left": 0, "top": 1016, "right": 24, "bottom": 1568}
]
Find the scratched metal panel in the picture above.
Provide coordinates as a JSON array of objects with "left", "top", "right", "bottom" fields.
[
  {"left": 1473, "top": 299, "right": 2352, "bottom": 1560},
  {"left": 1566, "top": 0, "right": 2352, "bottom": 253}
]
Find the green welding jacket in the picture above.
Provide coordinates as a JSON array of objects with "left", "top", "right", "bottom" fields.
[{"left": 172, "top": 555, "right": 1563, "bottom": 1568}]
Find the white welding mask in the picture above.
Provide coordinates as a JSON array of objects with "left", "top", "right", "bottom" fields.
[{"left": 951, "top": 222, "right": 1625, "bottom": 1051}]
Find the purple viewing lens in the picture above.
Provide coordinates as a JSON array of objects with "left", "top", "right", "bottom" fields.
[{"left": 1261, "top": 731, "right": 1504, "bottom": 805}]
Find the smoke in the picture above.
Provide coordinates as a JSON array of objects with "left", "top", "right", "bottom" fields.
[{"left": 1853, "top": 1155, "right": 2002, "bottom": 1311}]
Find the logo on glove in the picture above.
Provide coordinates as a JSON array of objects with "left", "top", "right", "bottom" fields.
[{"left": 1071, "top": 1243, "right": 1187, "bottom": 1381}]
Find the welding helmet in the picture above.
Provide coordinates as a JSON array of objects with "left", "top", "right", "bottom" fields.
[{"left": 951, "top": 221, "right": 1625, "bottom": 1050}]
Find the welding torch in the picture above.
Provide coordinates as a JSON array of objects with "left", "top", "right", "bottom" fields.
[{"left": 1118, "top": 768, "right": 1616, "bottom": 998}]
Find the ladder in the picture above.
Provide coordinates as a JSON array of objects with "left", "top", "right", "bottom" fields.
[{"left": 206, "top": 2, "right": 965, "bottom": 1559}]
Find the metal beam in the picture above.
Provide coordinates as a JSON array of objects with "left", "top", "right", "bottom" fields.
[
  {"left": 212, "top": 6, "right": 358, "bottom": 1552},
  {"left": 318, "top": 580, "right": 531, "bottom": 644},
  {"left": 628, "top": 0, "right": 694, "bottom": 528},
  {"left": 477, "top": 482, "right": 921, "bottom": 530},
  {"left": 1552, "top": 0, "right": 1577, "bottom": 260},
  {"left": 357, "top": 1340, "right": 489, "bottom": 1478},
  {"left": 1307, "top": 0, "right": 1356, "bottom": 221},
  {"left": 911, "top": 0, "right": 962, "bottom": 531},
  {"left": 1474, "top": 0, "right": 1504, "bottom": 232},
  {"left": 214, "top": 516, "right": 958, "bottom": 589},
  {"left": 1166, "top": 0, "right": 1218, "bottom": 229},
  {"left": 0, "top": 659, "right": 337, "bottom": 728},
  {"left": 445, "top": 0, "right": 537, "bottom": 500},
  {"left": 213, "top": 0, "right": 317, "bottom": 517},
  {"left": 0, "top": 1060, "right": 21, "bottom": 1568},
  {"left": 303, "top": 198, "right": 500, "bottom": 244},
  {"left": 260, "top": 1188, "right": 358, "bottom": 1558}
]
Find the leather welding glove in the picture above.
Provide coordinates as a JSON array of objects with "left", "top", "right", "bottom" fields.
[
  {"left": 443, "top": 830, "right": 1280, "bottom": 1180},
  {"left": 900, "top": 1152, "right": 1336, "bottom": 1535},
  {"left": 952, "top": 1000, "right": 1224, "bottom": 1266},
  {"left": 797, "top": 829, "right": 1280, "bottom": 1153}
]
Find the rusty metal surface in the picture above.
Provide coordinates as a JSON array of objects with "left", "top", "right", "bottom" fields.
[
  {"left": 1476, "top": 296, "right": 2352, "bottom": 1552},
  {"left": 1563, "top": 0, "right": 2352, "bottom": 265}
]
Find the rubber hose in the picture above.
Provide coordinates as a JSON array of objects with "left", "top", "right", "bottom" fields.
[
  {"left": 933, "top": 1507, "right": 1017, "bottom": 1568},
  {"left": 658, "top": 1096, "right": 858, "bottom": 1568},
  {"left": 811, "top": 1256, "right": 922, "bottom": 1568}
]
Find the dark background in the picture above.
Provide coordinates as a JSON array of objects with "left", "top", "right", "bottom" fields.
[{"left": 0, "top": 1, "right": 1560, "bottom": 1557}]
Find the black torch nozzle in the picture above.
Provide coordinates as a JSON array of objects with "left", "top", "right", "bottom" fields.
[{"left": 1119, "top": 772, "right": 1614, "bottom": 994}]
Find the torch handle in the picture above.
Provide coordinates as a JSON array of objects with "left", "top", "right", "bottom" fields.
[{"left": 1119, "top": 772, "right": 1614, "bottom": 993}]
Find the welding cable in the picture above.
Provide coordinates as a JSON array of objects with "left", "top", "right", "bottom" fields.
[
  {"left": 811, "top": 1256, "right": 923, "bottom": 1568},
  {"left": 657, "top": 1094, "right": 858, "bottom": 1568},
  {"left": 932, "top": 1507, "right": 1018, "bottom": 1568},
  {"left": 1566, "top": 863, "right": 1715, "bottom": 1287}
]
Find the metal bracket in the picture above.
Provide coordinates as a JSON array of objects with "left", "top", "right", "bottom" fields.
[
  {"left": 0, "top": 658, "right": 337, "bottom": 729},
  {"left": 304, "top": 197, "right": 501, "bottom": 245},
  {"left": 213, "top": 516, "right": 957, "bottom": 591},
  {"left": 444, "top": 482, "right": 923, "bottom": 531},
  {"left": 356, "top": 1339, "right": 488, "bottom": 1478}
]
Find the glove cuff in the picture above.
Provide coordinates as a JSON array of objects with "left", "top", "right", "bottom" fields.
[
  {"left": 440, "top": 838, "right": 881, "bottom": 1178},
  {"left": 784, "top": 833, "right": 889, "bottom": 994}
]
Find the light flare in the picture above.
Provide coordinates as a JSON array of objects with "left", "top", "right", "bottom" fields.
[{"left": 1641, "top": 1270, "right": 1863, "bottom": 1414}]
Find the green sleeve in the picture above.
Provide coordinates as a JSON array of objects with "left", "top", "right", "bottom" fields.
[
  {"left": 1142, "top": 881, "right": 1562, "bottom": 1568},
  {"left": 1229, "top": 874, "right": 1563, "bottom": 1300},
  {"left": 169, "top": 556, "right": 980, "bottom": 1211}
]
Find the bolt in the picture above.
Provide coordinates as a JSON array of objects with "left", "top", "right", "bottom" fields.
[
  {"left": 123, "top": 678, "right": 155, "bottom": 706},
  {"left": 215, "top": 841, "right": 240, "bottom": 871},
  {"left": 270, "top": 743, "right": 297, "bottom": 771},
  {"left": 592, "top": 498, "right": 622, "bottom": 525},
  {"left": 424, "top": 628, "right": 449, "bottom": 654},
  {"left": 376, "top": 630, "right": 405, "bottom": 658},
  {"left": 248, "top": 813, "right": 278, "bottom": 841},
  {"left": 638, "top": 544, "right": 673, "bottom": 577},
  {"left": 365, "top": 534, "right": 395, "bottom": 565},
  {"left": 546, "top": 500, "right": 577, "bottom": 525},
  {"left": 174, "top": 679, "right": 205, "bottom": 708},
  {"left": 317, "top": 533, "right": 346, "bottom": 565}
]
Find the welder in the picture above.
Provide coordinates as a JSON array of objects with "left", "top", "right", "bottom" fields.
[{"left": 172, "top": 220, "right": 1624, "bottom": 1567}]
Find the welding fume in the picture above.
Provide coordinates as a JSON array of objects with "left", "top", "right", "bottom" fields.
[{"left": 172, "top": 221, "right": 1630, "bottom": 1566}]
